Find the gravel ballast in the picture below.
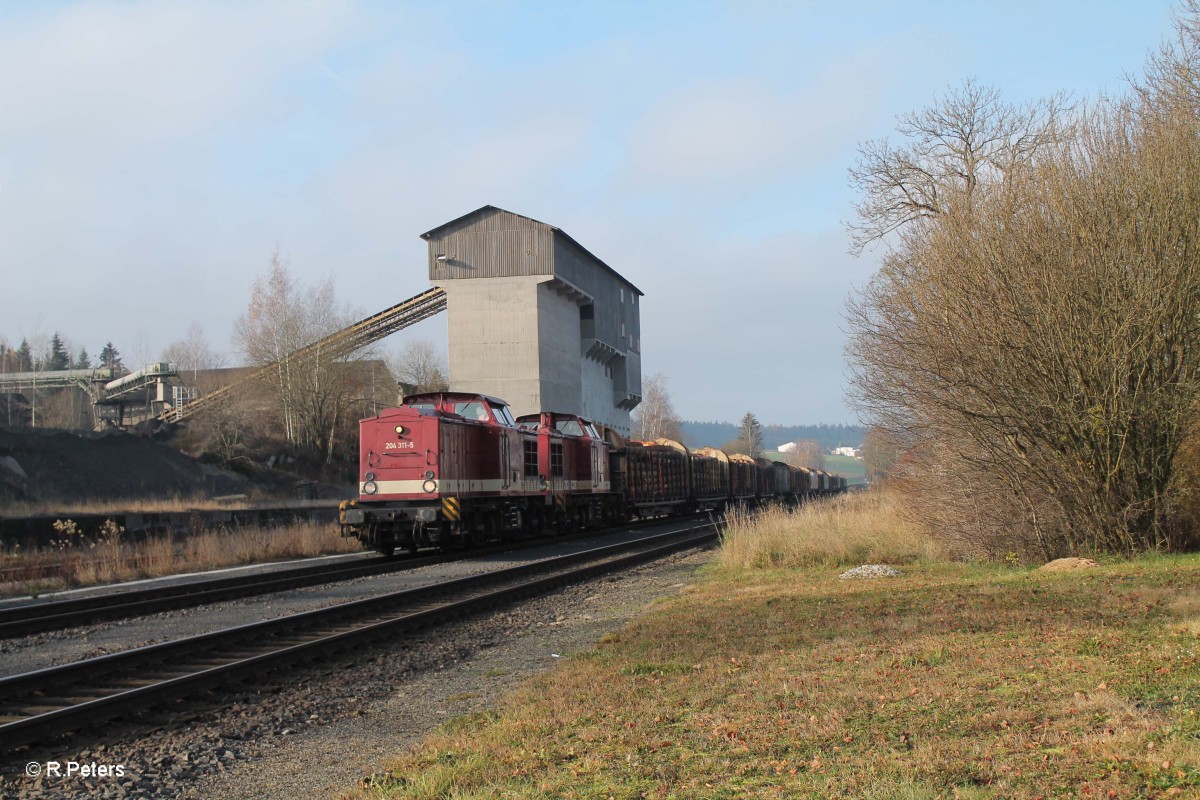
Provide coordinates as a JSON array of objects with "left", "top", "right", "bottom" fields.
[
  {"left": 0, "top": 526, "right": 691, "bottom": 675},
  {"left": 2, "top": 546, "right": 713, "bottom": 799}
]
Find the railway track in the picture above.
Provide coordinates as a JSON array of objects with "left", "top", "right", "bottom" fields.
[
  {"left": 0, "top": 514, "right": 709, "bottom": 638},
  {"left": 0, "top": 552, "right": 409, "bottom": 638},
  {"left": 0, "top": 522, "right": 716, "bottom": 752}
]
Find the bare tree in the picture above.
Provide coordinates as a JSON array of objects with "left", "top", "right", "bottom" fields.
[
  {"left": 234, "top": 250, "right": 365, "bottom": 463},
  {"left": 162, "top": 322, "right": 224, "bottom": 383},
  {"left": 847, "top": 52, "right": 1200, "bottom": 556},
  {"left": 1137, "top": 0, "right": 1200, "bottom": 116},
  {"left": 392, "top": 339, "right": 448, "bottom": 396},
  {"left": 859, "top": 426, "right": 904, "bottom": 484},
  {"left": 632, "top": 372, "right": 682, "bottom": 441},
  {"left": 784, "top": 439, "right": 826, "bottom": 471},
  {"left": 847, "top": 77, "right": 1071, "bottom": 254}
]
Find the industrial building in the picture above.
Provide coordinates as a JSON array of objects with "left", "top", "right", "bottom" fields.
[{"left": 422, "top": 206, "right": 642, "bottom": 435}]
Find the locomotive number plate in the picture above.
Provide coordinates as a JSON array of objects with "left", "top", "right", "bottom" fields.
[{"left": 384, "top": 441, "right": 415, "bottom": 450}]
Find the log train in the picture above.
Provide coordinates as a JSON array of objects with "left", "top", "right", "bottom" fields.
[{"left": 340, "top": 391, "right": 846, "bottom": 555}]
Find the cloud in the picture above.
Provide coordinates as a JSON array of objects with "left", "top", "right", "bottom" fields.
[
  {"left": 621, "top": 53, "right": 887, "bottom": 191},
  {"left": 0, "top": 1, "right": 358, "bottom": 146}
]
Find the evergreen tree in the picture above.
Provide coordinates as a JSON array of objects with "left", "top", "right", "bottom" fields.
[
  {"left": 99, "top": 342, "right": 123, "bottom": 373},
  {"left": 15, "top": 339, "right": 33, "bottom": 372},
  {"left": 47, "top": 333, "right": 69, "bottom": 371},
  {"left": 74, "top": 347, "right": 91, "bottom": 369},
  {"left": 738, "top": 412, "right": 764, "bottom": 459}
]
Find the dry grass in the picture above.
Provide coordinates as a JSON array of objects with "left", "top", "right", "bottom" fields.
[
  {"left": 350, "top": 555, "right": 1200, "bottom": 800},
  {"left": 718, "top": 489, "right": 943, "bottom": 570},
  {"left": 0, "top": 493, "right": 260, "bottom": 519},
  {"left": 0, "top": 522, "right": 359, "bottom": 597},
  {"left": 347, "top": 491, "right": 1200, "bottom": 799}
]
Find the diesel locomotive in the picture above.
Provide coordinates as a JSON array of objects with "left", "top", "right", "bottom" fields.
[{"left": 339, "top": 391, "right": 846, "bottom": 556}]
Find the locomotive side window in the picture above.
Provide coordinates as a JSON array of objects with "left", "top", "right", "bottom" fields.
[
  {"left": 523, "top": 439, "right": 539, "bottom": 477},
  {"left": 585, "top": 423, "right": 600, "bottom": 439},
  {"left": 550, "top": 442, "right": 565, "bottom": 477},
  {"left": 492, "top": 404, "right": 517, "bottom": 426}
]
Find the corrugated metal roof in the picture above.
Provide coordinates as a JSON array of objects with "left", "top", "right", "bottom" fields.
[{"left": 421, "top": 205, "right": 643, "bottom": 296}]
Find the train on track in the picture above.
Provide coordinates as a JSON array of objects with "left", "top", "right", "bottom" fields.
[{"left": 340, "top": 391, "right": 846, "bottom": 555}]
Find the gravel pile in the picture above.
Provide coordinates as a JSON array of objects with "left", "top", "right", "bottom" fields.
[
  {"left": 839, "top": 563, "right": 901, "bottom": 580},
  {"left": 1, "top": 547, "right": 712, "bottom": 799}
]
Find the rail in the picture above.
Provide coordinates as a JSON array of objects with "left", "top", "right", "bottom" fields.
[{"left": 0, "top": 522, "right": 716, "bottom": 750}]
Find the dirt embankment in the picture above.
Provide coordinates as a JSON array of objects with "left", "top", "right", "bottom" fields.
[
  {"left": 0, "top": 427, "right": 346, "bottom": 508},
  {"left": 0, "top": 427, "right": 245, "bottom": 506}
]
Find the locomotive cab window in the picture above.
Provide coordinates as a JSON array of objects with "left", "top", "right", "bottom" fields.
[
  {"left": 554, "top": 419, "right": 584, "bottom": 437},
  {"left": 491, "top": 403, "right": 517, "bottom": 426},
  {"left": 454, "top": 401, "right": 490, "bottom": 421},
  {"left": 406, "top": 402, "right": 435, "bottom": 414}
]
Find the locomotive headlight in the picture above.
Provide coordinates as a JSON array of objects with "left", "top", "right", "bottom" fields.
[
  {"left": 424, "top": 470, "right": 434, "bottom": 479},
  {"left": 422, "top": 479, "right": 437, "bottom": 493},
  {"left": 395, "top": 425, "right": 405, "bottom": 435},
  {"left": 363, "top": 480, "right": 378, "bottom": 495},
  {"left": 365, "top": 472, "right": 376, "bottom": 482}
]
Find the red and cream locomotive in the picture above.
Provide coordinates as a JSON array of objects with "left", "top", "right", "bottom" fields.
[{"left": 340, "top": 391, "right": 846, "bottom": 556}]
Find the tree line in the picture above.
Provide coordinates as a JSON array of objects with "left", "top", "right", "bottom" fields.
[
  {"left": 0, "top": 252, "right": 445, "bottom": 473},
  {"left": 0, "top": 337, "right": 125, "bottom": 374},
  {"left": 847, "top": 2, "right": 1200, "bottom": 557},
  {"left": 631, "top": 373, "right": 844, "bottom": 470}
]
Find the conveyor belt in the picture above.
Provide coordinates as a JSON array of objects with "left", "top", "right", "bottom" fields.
[{"left": 159, "top": 287, "right": 447, "bottom": 423}]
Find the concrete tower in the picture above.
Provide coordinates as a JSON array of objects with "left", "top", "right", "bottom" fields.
[{"left": 422, "top": 206, "right": 642, "bottom": 435}]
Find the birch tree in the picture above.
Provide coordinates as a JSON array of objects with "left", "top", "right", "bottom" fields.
[
  {"left": 234, "top": 250, "right": 363, "bottom": 460},
  {"left": 631, "top": 372, "right": 682, "bottom": 441},
  {"left": 393, "top": 339, "right": 449, "bottom": 396}
]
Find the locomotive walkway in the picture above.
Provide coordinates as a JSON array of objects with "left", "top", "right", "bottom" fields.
[{"left": 0, "top": 522, "right": 716, "bottom": 752}]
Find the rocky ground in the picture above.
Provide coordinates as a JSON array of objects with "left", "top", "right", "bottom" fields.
[{"left": 1, "top": 546, "right": 713, "bottom": 799}]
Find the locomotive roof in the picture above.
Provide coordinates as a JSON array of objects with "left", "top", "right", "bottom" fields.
[{"left": 403, "top": 391, "right": 510, "bottom": 406}]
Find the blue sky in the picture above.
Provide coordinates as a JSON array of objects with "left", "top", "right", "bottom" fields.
[{"left": 0, "top": 0, "right": 1179, "bottom": 424}]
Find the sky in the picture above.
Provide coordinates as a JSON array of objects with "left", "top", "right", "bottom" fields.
[{"left": 0, "top": 0, "right": 1180, "bottom": 425}]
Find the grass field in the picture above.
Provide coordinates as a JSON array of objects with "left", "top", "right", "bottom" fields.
[{"left": 351, "top": 496, "right": 1200, "bottom": 799}]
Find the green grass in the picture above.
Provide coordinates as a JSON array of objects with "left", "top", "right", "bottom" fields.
[
  {"left": 349, "top": 552, "right": 1200, "bottom": 799},
  {"left": 758, "top": 451, "right": 867, "bottom": 485},
  {"left": 826, "top": 454, "right": 867, "bottom": 484}
]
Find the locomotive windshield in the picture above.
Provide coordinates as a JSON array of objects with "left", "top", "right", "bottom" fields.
[
  {"left": 454, "top": 401, "right": 490, "bottom": 421},
  {"left": 555, "top": 419, "right": 585, "bottom": 437}
]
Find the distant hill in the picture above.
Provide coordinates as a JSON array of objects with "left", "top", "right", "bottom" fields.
[{"left": 679, "top": 421, "right": 865, "bottom": 451}]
